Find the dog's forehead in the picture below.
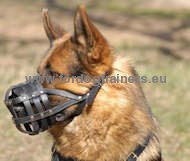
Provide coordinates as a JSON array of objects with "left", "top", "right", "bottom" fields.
[
  {"left": 38, "top": 34, "right": 77, "bottom": 73},
  {"left": 38, "top": 45, "right": 57, "bottom": 73}
]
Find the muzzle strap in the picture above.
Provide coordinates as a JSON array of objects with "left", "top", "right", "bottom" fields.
[
  {"left": 86, "top": 81, "right": 103, "bottom": 106},
  {"left": 23, "top": 99, "right": 40, "bottom": 132},
  {"left": 4, "top": 77, "right": 104, "bottom": 135}
]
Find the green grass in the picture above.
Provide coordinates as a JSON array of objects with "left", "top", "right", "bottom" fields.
[
  {"left": 87, "top": 1, "right": 190, "bottom": 19},
  {"left": 105, "top": 5, "right": 190, "bottom": 19},
  {"left": 129, "top": 9, "right": 190, "bottom": 19},
  {"left": 118, "top": 42, "right": 190, "bottom": 160},
  {"left": 3, "top": 0, "right": 190, "bottom": 19}
]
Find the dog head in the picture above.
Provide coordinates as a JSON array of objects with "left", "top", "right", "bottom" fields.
[{"left": 37, "top": 5, "right": 113, "bottom": 128}]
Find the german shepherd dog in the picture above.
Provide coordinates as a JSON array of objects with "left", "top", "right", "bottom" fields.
[{"left": 37, "top": 5, "right": 162, "bottom": 161}]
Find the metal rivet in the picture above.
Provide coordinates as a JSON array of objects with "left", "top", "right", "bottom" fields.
[
  {"left": 40, "top": 113, "right": 44, "bottom": 117},
  {"left": 32, "top": 94, "right": 35, "bottom": 97},
  {"left": 6, "top": 101, "right": 11, "bottom": 106},
  {"left": 40, "top": 91, "right": 44, "bottom": 94},
  {"left": 49, "top": 109, "right": 52, "bottom": 113},
  {"left": 14, "top": 106, "right": 23, "bottom": 112},
  {"left": 30, "top": 115, "right": 34, "bottom": 119},
  {"left": 55, "top": 113, "right": 64, "bottom": 122},
  {"left": 87, "top": 93, "right": 90, "bottom": 96},
  {"left": 78, "top": 96, "right": 82, "bottom": 99},
  {"left": 23, "top": 96, "right": 26, "bottom": 100}
]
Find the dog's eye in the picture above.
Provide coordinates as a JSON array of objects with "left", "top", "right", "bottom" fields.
[
  {"left": 48, "top": 70, "right": 66, "bottom": 78},
  {"left": 46, "top": 63, "right": 51, "bottom": 69}
]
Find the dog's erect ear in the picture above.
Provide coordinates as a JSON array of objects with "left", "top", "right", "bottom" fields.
[
  {"left": 42, "top": 9, "right": 66, "bottom": 44},
  {"left": 74, "top": 5, "right": 113, "bottom": 75}
]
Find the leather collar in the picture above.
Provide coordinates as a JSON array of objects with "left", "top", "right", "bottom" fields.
[{"left": 51, "top": 134, "right": 152, "bottom": 161}]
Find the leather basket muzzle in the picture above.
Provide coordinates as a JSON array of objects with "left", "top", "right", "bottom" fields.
[{"left": 4, "top": 79, "right": 87, "bottom": 135}]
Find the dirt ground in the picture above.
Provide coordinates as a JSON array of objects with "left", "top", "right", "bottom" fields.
[{"left": 0, "top": 0, "right": 189, "bottom": 161}]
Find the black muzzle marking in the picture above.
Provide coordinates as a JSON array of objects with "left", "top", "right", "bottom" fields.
[{"left": 4, "top": 79, "right": 103, "bottom": 135}]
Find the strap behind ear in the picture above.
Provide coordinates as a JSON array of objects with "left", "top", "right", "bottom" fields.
[{"left": 42, "top": 8, "right": 66, "bottom": 44}]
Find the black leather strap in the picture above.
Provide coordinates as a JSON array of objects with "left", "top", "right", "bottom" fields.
[
  {"left": 14, "top": 98, "right": 85, "bottom": 124},
  {"left": 5, "top": 76, "right": 105, "bottom": 135},
  {"left": 52, "top": 151, "right": 74, "bottom": 161},
  {"left": 51, "top": 134, "right": 151, "bottom": 161},
  {"left": 45, "top": 88, "right": 83, "bottom": 100},
  {"left": 51, "top": 144, "right": 75, "bottom": 161},
  {"left": 86, "top": 81, "right": 102, "bottom": 106},
  {"left": 127, "top": 134, "right": 151, "bottom": 161},
  {"left": 52, "top": 81, "right": 104, "bottom": 123}
]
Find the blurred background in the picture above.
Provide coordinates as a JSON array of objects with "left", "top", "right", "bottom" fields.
[{"left": 0, "top": 0, "right": 189, "bottom": 161}]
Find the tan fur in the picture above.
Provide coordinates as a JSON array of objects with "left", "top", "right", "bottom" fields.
[
  {"left": 38, "top": 5, "right": 162, "bottom": 161},
  {"left": 49, "top": 57, "right": 161, "bottom": 161}
]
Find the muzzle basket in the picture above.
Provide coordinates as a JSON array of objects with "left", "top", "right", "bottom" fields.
[
  {"left": 4, "top": 80, "right": 55, "bottom": 135},
  {"left": 4, "top": 76, "right": 103, "bottom": 135}
]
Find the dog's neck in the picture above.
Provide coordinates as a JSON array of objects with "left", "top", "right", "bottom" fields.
[
  {"left": 51, "top": 133, "right": 162, "bottom": 161},
  {"left": 49, "top": 58, "right": 161, "bottom": 161}
]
